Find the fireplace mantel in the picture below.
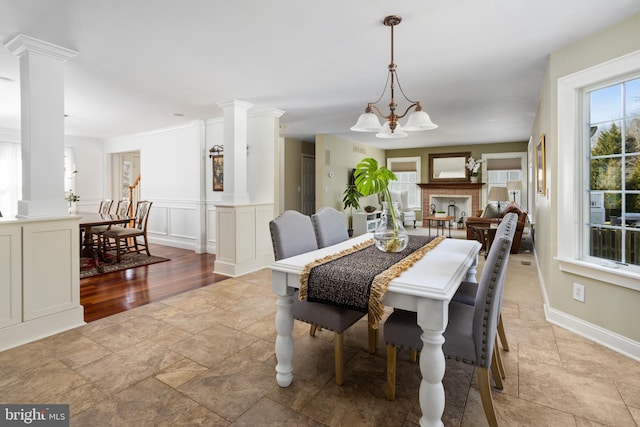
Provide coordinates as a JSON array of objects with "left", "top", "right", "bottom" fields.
[
  {"left": 418, "top": 182, "right": 485, "bottom": 221},
  {"left": 418, "top": 182, "right": 485, "bottom": 189}
]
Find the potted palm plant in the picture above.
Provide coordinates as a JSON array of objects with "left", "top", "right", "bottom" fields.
[
  {"left": 354, "top": 157, "right": 408, "bottom": 252},
  {"left": 342, "top": 183, "right": 362, "bottom": 237}
]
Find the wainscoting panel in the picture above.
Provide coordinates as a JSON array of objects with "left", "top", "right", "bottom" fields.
[
  {"left": 147, "top": 205, "right": 168, "bottom": 236},
  {"left": 255, "top": 204, "right": 275, "bottom": 261},
  {"left": 22, "top": 219, "right": 80, "bottom": 321},
  {"left": 207, "top": 206, "right": 217, "bottom": 254},
  {"left": 168, "top": 206, "right": 198, "bottom": 240},
  {"left": 145, "top": 201, "right": 204, "bottom": 251}
]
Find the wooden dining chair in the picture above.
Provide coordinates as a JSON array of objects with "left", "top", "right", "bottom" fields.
[
  {"left": 98, "top": 199, "right": 113, "bottom": 215},
  {"left": 93, "top": 199, "right": 133, "bottom": 251},
  {"left": 270, "top": 210, "right": 369, "bottom": 386},
  {"left": 383, "top": 215, "right": 517, "bottom": 427},
  {"left": 102, "top": 200, "right": 152, "bottom": 263}
]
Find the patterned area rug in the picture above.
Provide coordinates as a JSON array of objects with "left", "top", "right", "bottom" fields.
[{"left": 80, "top": 253, "right": 170, "bottom": 279}]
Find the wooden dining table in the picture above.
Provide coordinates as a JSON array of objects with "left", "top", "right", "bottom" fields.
[
  {"left": 78, "top": 212, "right": 132, "bottom": 272},
  {"left": 270, "top": 233, "right": 481, "bottom": 427}
]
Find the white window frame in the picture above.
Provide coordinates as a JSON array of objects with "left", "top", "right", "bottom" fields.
[
  {"left": 387, "top": 156, "right": 421, "bottom": 208},
  {"left": 557, "top": 49, "right": 640, "bottom": 291}
]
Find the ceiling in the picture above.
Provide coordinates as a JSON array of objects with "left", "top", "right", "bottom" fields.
[{"left": 1, "top": 1, "right": 639, "bottom": 150}]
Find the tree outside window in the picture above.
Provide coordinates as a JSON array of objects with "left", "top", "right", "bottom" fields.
[{"left": 588, "top": 77, "right": 640, "bottom": 266}]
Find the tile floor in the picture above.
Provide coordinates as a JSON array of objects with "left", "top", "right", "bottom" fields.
[{"left": 1, "top": 244, "right": 639, "bottom": 426}]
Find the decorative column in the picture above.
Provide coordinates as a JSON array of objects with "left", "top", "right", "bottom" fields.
[
  {"left": 218, "top": 99, "right": 252, "bottom": 205},
  {"left": 212, "top": 101, "right": 282, "bottom": 277},
  {"left": 4, "top": 34, "right": 77, "bottom": 218}
]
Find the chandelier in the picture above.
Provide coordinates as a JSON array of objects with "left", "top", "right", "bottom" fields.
[{"left": 351, "top": 15, "right": 438, "bottom": 139}]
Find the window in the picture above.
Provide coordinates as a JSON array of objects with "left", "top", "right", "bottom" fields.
[
  {"left": 387, "top": 157, "right": 421, "bottom": 208},
  {"left": 557, "top": 49, "right": 640, "bottom": 290},
  {"left": 487, "top": 170, "right": 523, "bottom": 205},
  {"left": 0, "top": 141, "right": 21, "bottom": 218},
  {"left": 586, "top": 77, "right": 640, "bottom": 268}
]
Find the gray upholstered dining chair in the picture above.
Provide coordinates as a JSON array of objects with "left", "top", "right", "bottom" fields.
[
  {"left": 102, "top": 200, "right": 152, "bottom": 263},
  {"left": 311, "top": 207, "right": 350, "bottom": 248},
  {"left": 311, "top": 206, "right": 378, "bottom": 351},
  {"left": 270, "top": 210, "right": 370, "bottom": 385},
  {"left": 383, "top": 215, "right": 516, "bottom": 426},
  {"left": 452, "top": 212, "right": 519, "bottom": 360}
]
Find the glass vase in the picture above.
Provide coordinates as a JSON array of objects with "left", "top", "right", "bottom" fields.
[{"left": 373, "top": 202, "right": 409, "bottom": 253}]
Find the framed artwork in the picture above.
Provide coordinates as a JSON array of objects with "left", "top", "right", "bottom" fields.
[
  {"left": 536, "top": 134, "right": 546, "bottom": 195},
  {"left": 209, "top": 145, "right": 224, "bottom": 192}
]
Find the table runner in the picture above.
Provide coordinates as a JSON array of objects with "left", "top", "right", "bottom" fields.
[{"left": 299, "top": 235, "right": 445, "bottom": 327}]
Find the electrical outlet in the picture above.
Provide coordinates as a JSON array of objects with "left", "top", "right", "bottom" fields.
[{"left": 573, "top": 283, "right": 585, "bottom": 302}]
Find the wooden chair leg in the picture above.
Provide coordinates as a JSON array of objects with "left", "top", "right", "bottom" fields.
[
  {"left": 490, "top": 349, "right": 504, "bottom": 390},
  {"left": 367, "top": 312, "right": 377, "bottom": 354},
  {"left": 334, "top": 332, "right": 344, "bottom": 385},
  {"left": 477, "top": 367, "right": 499, "bottom": 427},
  {"left": 498, "top": 314, "right": 509, "bottom": 351},
  {"left": 409, "top": 350, "right": 417, "bottom": 363},
  {"left": 386, "top": 345, "right": 396, "bottom": 400},
  {"left": 115, "top": 237, "right": 122, "bottom": 263},
  {"left": 309, "top": 325, "right": 317, "bottom": 336},
  {"left": 494, "top": 338, "right": 506, "bottom": 380}
]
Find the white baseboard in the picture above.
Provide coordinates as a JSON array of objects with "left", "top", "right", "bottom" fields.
[
  {"left": 544, "top": 306, "right": 640, "bottom": 362},
  {"left": 534, "top": 249, "right": 640, "bottom": 362}
]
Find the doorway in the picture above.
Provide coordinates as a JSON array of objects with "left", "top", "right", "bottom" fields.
[
  {"left": 301, "top": 154, "right": 315, "bottom": 215},
  {"left": 111, "top": 151, "right": 140, "bottom": 204}
]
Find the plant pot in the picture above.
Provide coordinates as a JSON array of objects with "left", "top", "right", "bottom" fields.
[{"left": 470, "top": 175, "right": 478, "bottom": 183}]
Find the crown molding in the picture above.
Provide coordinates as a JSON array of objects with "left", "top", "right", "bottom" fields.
[{"left": 4, "top": 34, "right": 77, "bottom": 62}]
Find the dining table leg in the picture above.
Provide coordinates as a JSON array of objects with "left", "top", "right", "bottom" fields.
[
  {"left": 272, "top": 271, "right": 294, "bottom": 387},
  {"left": 465, "top": 254, "right": 479, "bottom": 283},
  {"left": 417, "top": 298, "right": 448, "bottom": 427}
]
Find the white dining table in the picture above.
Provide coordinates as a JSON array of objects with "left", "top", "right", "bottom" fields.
[{"left": 270, "top": 233, "right": 481, "bottom": 427}]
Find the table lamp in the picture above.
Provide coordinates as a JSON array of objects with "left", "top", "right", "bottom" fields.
[
  {"left": 487, "top": 186, "right": 509, "bottom": 216},
  {"left": 507, "top": 180, "right": 523, "bottom": 202}
]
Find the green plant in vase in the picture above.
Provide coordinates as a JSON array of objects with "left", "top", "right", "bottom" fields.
[
  {"left": 342, "top": 183, "right": 362, "bottom": 237},
  {"left": 354, "top": 157, "right": 408, "bottom": 252}
]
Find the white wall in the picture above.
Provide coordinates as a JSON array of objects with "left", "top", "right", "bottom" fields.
[
  {"left": 64, "top": 135, "right": 105, "bottom": 212},
  {"left": 315, "top": 134, "right": 385, "bottom": 212},
  {"left": 101, "top": 111, "right": 281, "bottom": 256},
  {"left": 533, "top": 12, "right": 640, "bottom": 355},
  {"left": 104, "top": 121, "right": 208, "bottom": 253}
]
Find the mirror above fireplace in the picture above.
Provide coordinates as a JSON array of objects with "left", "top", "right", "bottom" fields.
[{"left": 429, "top": 152, "right": 470, "bottom": 182}]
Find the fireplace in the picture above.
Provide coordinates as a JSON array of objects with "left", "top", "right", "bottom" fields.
[{"left": 418, "top": 183, "right": 485, "bottom": 223}]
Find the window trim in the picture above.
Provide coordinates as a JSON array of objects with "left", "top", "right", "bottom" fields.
[
  {"left": 556, "top": 49, "right": 640, "bottom": 289},
  {"left": 387, "top": 156, "right": 421, "bottom": 208}
]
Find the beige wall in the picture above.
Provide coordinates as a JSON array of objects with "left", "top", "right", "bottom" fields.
[
  {"left": 282, "top": 138, "right": 315, "bottom": 212},
  {"left": 534, "top": 12, "right": 640, "bottom": 342},
  {"left": 386, "top": 141, "right": 528, "bottom": 183},
  {"left": 315, "top": 134, "right": 385, "bottom": 213}
]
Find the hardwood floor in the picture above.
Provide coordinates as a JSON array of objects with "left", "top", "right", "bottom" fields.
[{"left": 80, "top": 244, "right": 230, "bottom": 322}]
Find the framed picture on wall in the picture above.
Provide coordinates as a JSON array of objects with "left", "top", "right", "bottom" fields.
[
  {"left": 209, "top": 145, "right": 224, "bottom": 192},
  {"left": 536, "top": 134, "right": 546, "bottom": 196},
  {"left": 212, "top": 156, "right": 223, "bottom": 191}
]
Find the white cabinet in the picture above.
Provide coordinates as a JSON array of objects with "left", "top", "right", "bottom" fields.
[
  {"left": 352, "top": 211, "right": 381, "bottom": 236},
  {"left": 0, "top": 217, "right": 84, "bottom": 352}
]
